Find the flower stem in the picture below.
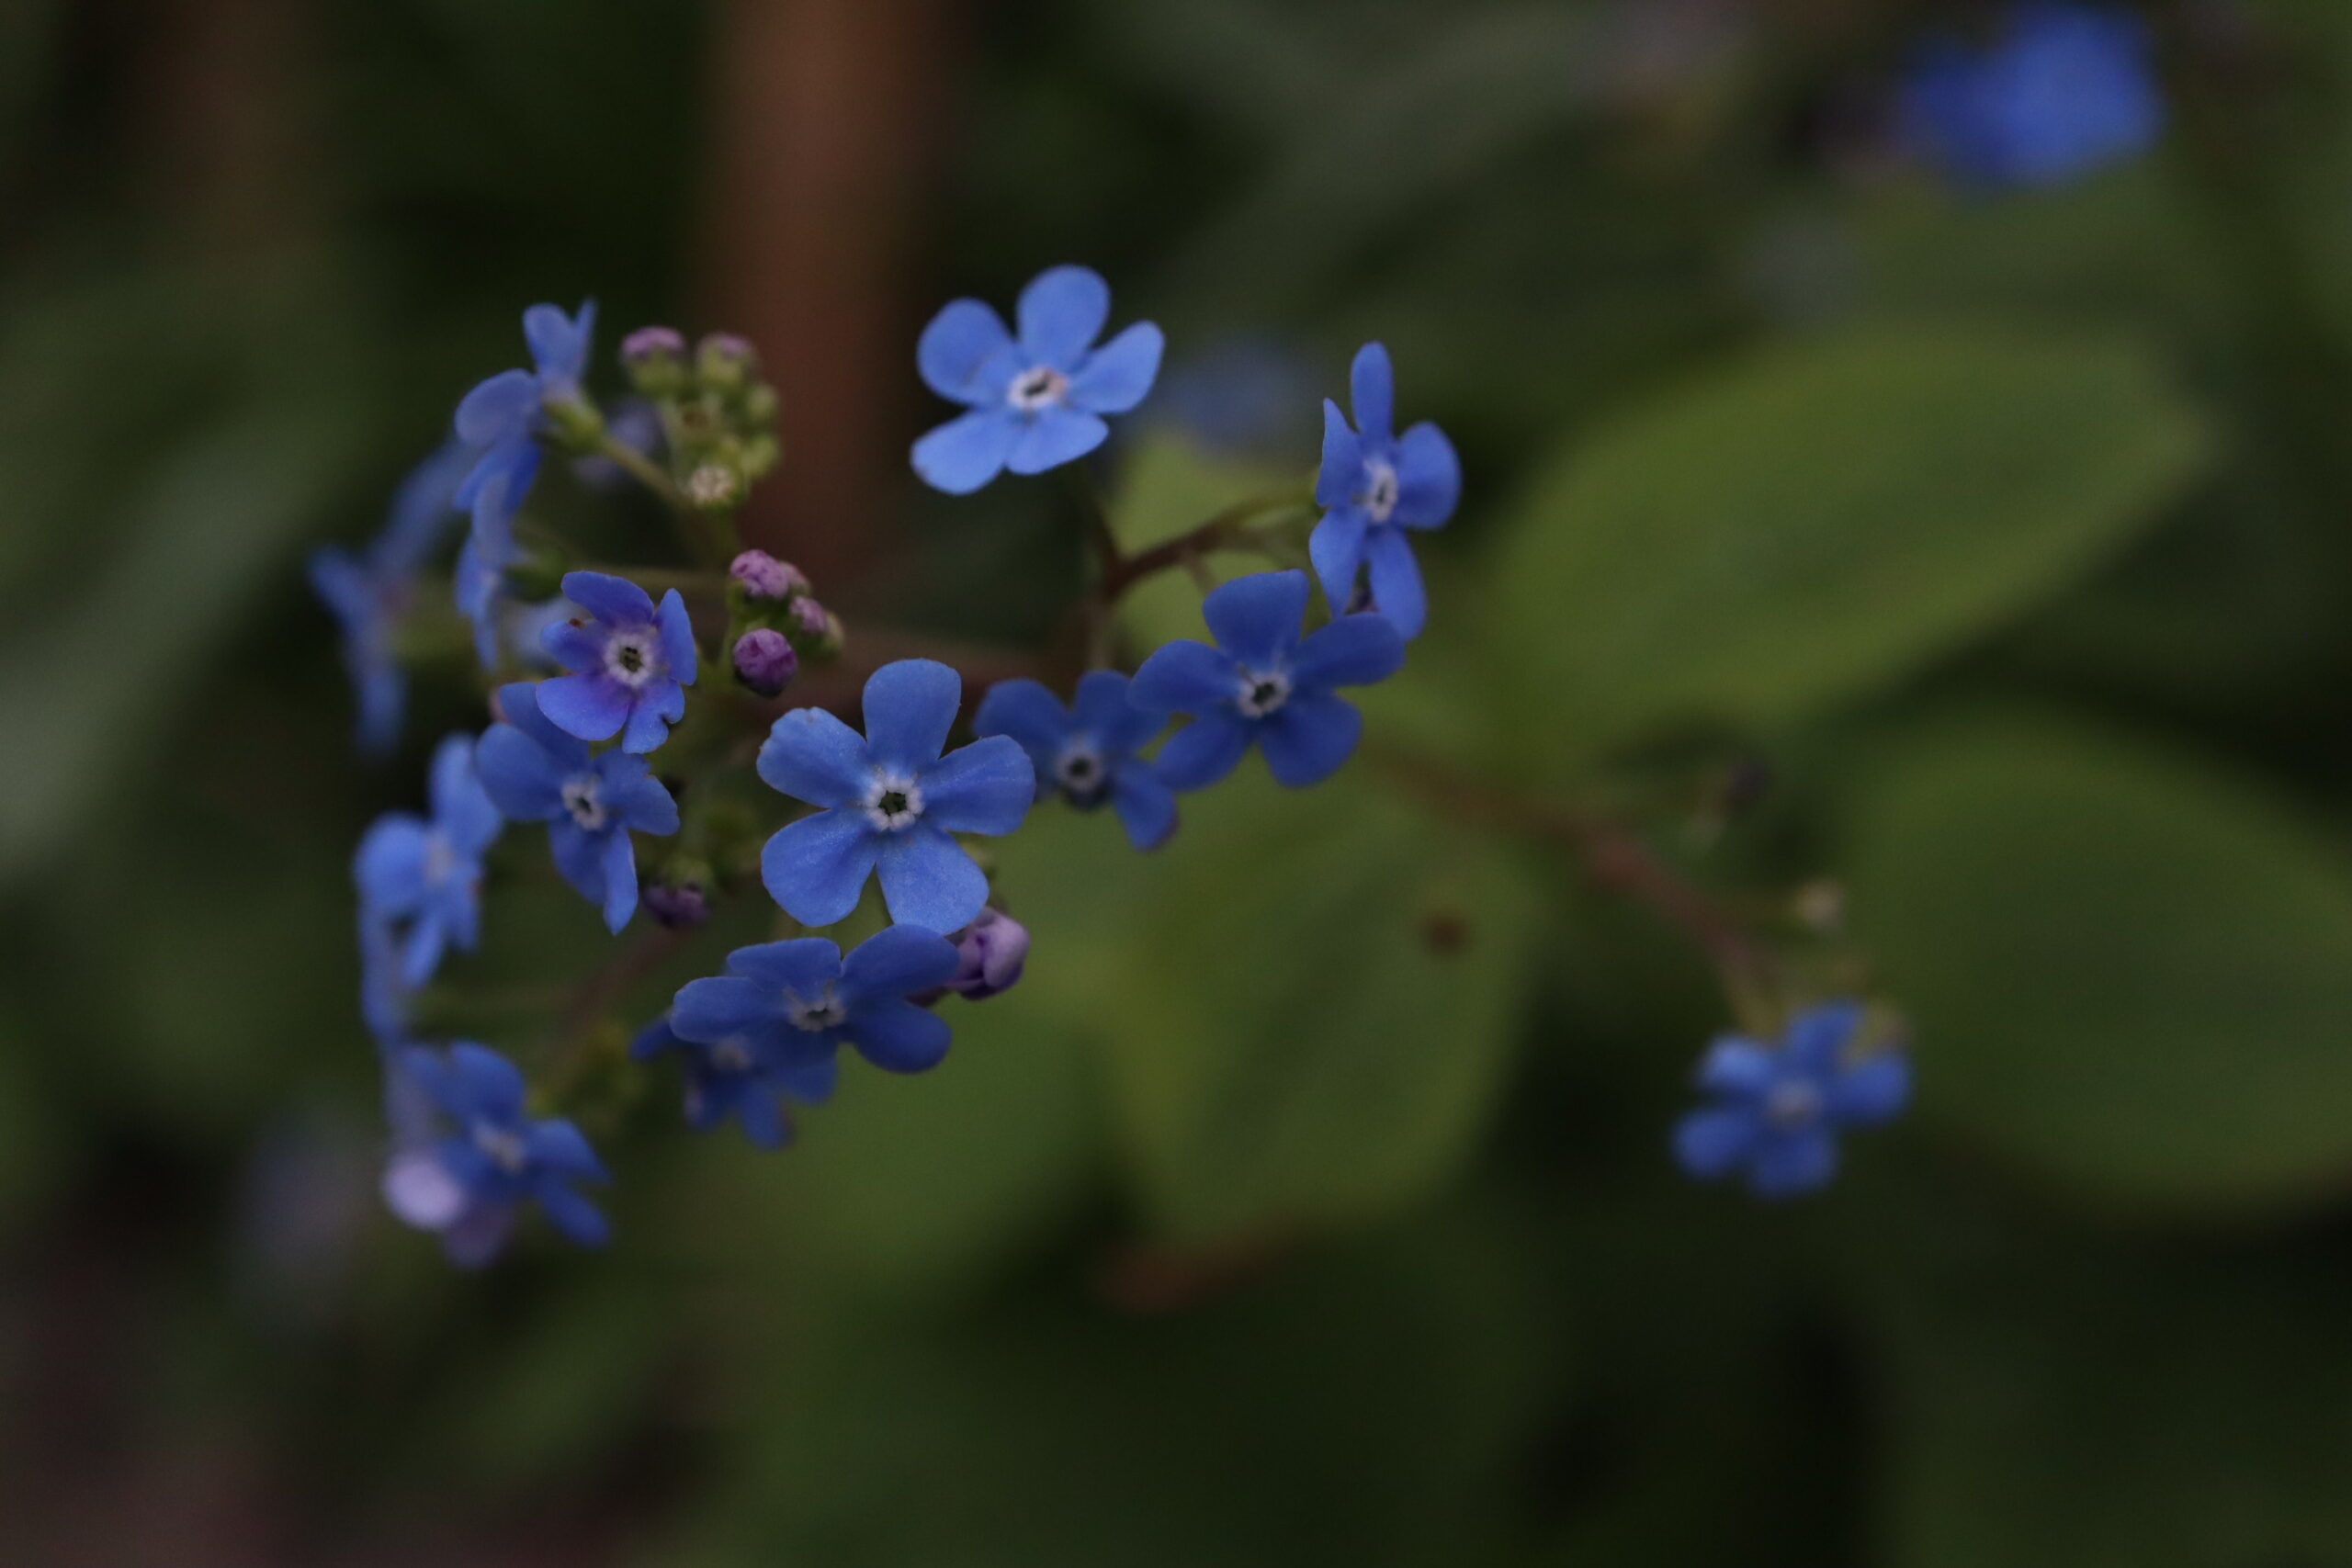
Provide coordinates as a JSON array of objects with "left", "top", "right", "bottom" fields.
[{"left": 594, "top": 431, "right": 731, "bottom": 569}]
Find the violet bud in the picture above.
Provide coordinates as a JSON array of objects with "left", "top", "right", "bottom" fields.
[
  {"left": 943, "top": 908, "right": 1029, "bottom": 1001},
  {"left": 732, "top": 627, "right": 798, "bottom": 698},
  {"left": 729, "top": 548, "right": 808, "bottom": 602},
  {"left": 643, "top": 880, "right": 712, "bottom": 931},
  {"left": 695, "top": 332, "right": 759, "bottom": 389},
  {"left": 620, "top": 326, "right": 690, "bottom": 396}
]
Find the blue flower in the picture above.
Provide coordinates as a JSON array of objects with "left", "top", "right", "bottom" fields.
[
  {"left": 669, "top": 925, "right": 964, "bottom": 1079},
  {"left": 380, "top": 1043, "right": 612, "bottom": 1256},
  {"left": 911, "top": 265, "right": 1164, "bottom": 493},
  {"left": 973, "top": 669, "right": 1175, "bottom": 851},
  {"left": 1898, "top": 3, "right": 2163, "bottom": 190},
  {"left": 757, "top": 659, "right": 1034, "bottom": 931},
  {"left": 1309, "top": 343, "right": 1460, "bottom": 640},
  {"left": 358, "top": 906, "right": 413, "bottom": 1049},
  {"left": 1130, "top": 570, "right": 1406, "bottom": 793},
  {"left": 1673, "top": 1001, "right": 1912, "bottom": 1199},
  {"left": 354, "top": 734, "right": 503, "bottom": 987},
  {"left": 309, "top": 443, "right": 471, "bottom": 754},
  {"left": 476, "top": 682, "right": 681, "bottom": 933},
  {"left": 452, "top": 300, "right": 596, "bottom": 559},
  {"left": 537, "top": 570, "right": 698, "bottom": 754},
  {"left": 630, "top": 1014, "right": 841, "bottom": 1150}
]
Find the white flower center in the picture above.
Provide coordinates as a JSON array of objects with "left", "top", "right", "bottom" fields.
[
  {"left": 1360, "top": 457, "right": 1401, "bottom": 525},
  {"left": 605, "top": 628, "right": 661, "bottom": 689},
  {"left": 785, "top": 987, "right": 846, "bottom": 1032},
  {"left": 1053, "top": 739, "right": 1108, "bottom": 805},
  {"left": 560, "top": 774, "right": 607, "bottom": 831},
  {"left": 1763, "top": 1079, "right": 1822, "bottom": 1132},
  {"left": 1008, "top": 365, "right": 1071, "bottom": 413},
  {"left": 862, "top": 772, "right": 926, "bottom": 832},
  {"left": 709, "top": 1038, "right": 755, "bottom": 1074},
  {"left": 1234, "top": 670, "right": 1292, "bottom": 718},
  {"left": 471, "top": 1121, "right": 528, "bottom": 1174}
]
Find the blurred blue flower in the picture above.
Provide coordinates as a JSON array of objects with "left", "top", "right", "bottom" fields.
[
  {"left": 1899, "top": 3, "right": 2164, "bottom": 189},
  {"left": 476, "top": 682, "right": 681, "bottom": 933},
  {"left": 1146, "top": 336, "right": 1320, "bottom": 460},
  {"left": 630, "top": 1013, "right": 841, "bottom": 1150},
  {"left": 974, "top": 669, "right": 1175, "bottom": 851},
  {"left": 354, "top": 734, "right": 503, "bottom": 987},
  {"left": 669, "top": 925, "right": 964, "bottom": 1079},
  {"left": 537, "top": 570, "right": 698, "bottom": 753},
  {"left": 757, "top": 659, "right": 1034, "bottom": 931},
  {"left": 381, "top": 1043, "right": 612, "bottom": 1258},
  {"left": 1310, "top": 344, "right": 1461, "bottom": 639},
  {"left": 309, "top": 443, "right": 471, "bottom": 754},
  {"left": 1673, "top": 1001, "right": 1912, "bottom": 1199},
  {"left": 358, "top": 906, "right": 413, "bottom": 1049},
  {"left": 1131, "top": 570, "right": 1406, "bottom": 793},
  {"left": 453, "top": 300, "right": 595, "bottom": 555},
  {"left": 911, "top": 265, "right": 1164, "bottom": 493}
]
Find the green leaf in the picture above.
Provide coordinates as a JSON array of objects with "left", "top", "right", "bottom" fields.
[
  {"left": 1844, "top": 711, "right": 2352, "bottom": 1211},
  {"left": 1490, "top": 326, "right": 2211, "bottom": 762}
]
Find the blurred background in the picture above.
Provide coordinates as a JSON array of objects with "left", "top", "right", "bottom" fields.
[{"left": 11, "top": 0, "right": 2352, "bottom": 1562}]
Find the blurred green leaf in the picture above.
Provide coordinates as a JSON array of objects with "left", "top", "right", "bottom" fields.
[
  {"left": 1846, "top": 711, "right": 2352, "bottom": 1211},
  {"left": 1490, "top": 326, "right": 2211, "bottom": 763},
  {"left": 1107, "top": 430, "right": 1311, "bottom": 654}
]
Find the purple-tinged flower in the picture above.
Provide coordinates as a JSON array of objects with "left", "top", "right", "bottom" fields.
[
  {"left": 1899, "top": 3, "right": 2163, "bottom": 190},
  {"left": 923, "top": 908, "right": 1029, "bottom": 1003},
  {"left": 733, "top": 628, "right": 798, "bottom": 698},
  {"left": 1310, "top": 343, "right": 1460, "bottom": 640},
  {"left": 757, "top": 660, "right": 1033, "bottom": 931},
  {"left": 729, "top": 548, "right": 808, "bottom": 601},
  {"left": 1131, "top": 570, "right": 1405, "bottom": 793},
  {"left": 630, "top": 1013, "right": 840, "bottom": 1150},
  {"left": 670, "top": 925, "right": 963, "bottom": 1077},
  {"left": 911, "top": 265, "right": 1164, "bottom": 494},
  {"left": 621, "top": 325, "right": 687, "bottom": 367},
  {"left": 309, "top": 443, "right": 470, "bottom": 754},
  {"left": 537, "top": 570, "right": 698, "bottom": 753},
  {"left": 974, "top": 669, "right": 1175, "bottom": 851},
  {"left": 642, "top": 879, "right": 711, "bottom": 931},
  {"left": 355, "top": 734, "right": 503, "bottom": 987},
  {"left": 381, "top": 1043, "right": 612, "bottom": 1257},
  {"left": 476, "top": 682, "right": 681, "bottom": 933},
  {"left": 1673, "top": 1001, "right": 1911, "bottom": 1199}
]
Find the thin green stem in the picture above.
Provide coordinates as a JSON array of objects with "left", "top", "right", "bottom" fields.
[{"left": 593, "top": 430, "right": 731, "bottom": 568}]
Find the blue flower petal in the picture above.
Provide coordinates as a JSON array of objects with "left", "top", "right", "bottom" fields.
[
  {"left": 843, "top": 998, "right": 954, "bottom": 1073},
  {"left": 1068, "top": 321, "right": 1164, "bottom": 414},
  {"left": 839, "top": 924, "right": 960, "bottom": 1005},
  {"left": 542, "top": 619, "right": 605, "bottom": 673},
  {"left": 526, "top": 1118, "right": 610, "bottom": 1182},
  {"left": 495, "top": 682, "right": 591, "bottom": 761},
  {"left": 548, "top": 819, "right": 609, "bottom": 908},
  {"left": 1154, "top": 710, "right": 1254, "bottom": 793},
  {"left": 1016, "top": 265, "right": 1111, "bottom": 368},
  {"left": 525, "top": 300, "right": 595, "bottom": 389},
  {"left": 1364, "top": 526, "right": 1429, "bottom": 640},
  {"left": 1316, "top": 400, "right": 1363, "bottom": 509},
  {"left": 759, "top": 707, "right": 877, "bottom": 808},
  {"left": 1259, "top": 693, "right": 1362, "bottom": 788},
  {"left": 449, "top": 1043, "right": 528, "bottom": 1123},
  {"left": 602, "top": 763, "right": 680, "bottom": 836},
  {"left": 1673, "top": 1105, "right": 1760, "bottom": 1179},
  {"left": 620, "top": 693, "right": 674, "bottom": 754},
  {"left": 862, "top": 660, "right": 963, "bottom": 774},
  {"left": 655, "top": 590, "right": 698, "bottom": 682},
  {"left": 913, "top": 409, "right": 1022, "bottom": 494},
  {"left": 356, "top": 815, "right": 431, "bottom": 913},
  {"left": 875, "top": 826, "right": 989, "bottom": 932},
  {"left": 1392, "top": 423, "right": 1461, "bottom": 529},
  {"left": 918, "top": 735, "right": 1034, "bottom": 836},
  {"left": 733, "top": 1086, "right": 788, "bottom": 1149},
  {"left": 1350, "top": 342, "right": 1396, "bottom": 444},
  {"left": 534, "top": 1182, "right": 610, "bottom": 1247},
  {"left": 598, "top": 829, "right": 639, "bottom": 932},
  {"left": 1130, "top": 639, "right": 1239, "bottom": 715},
  {"left": 919, "top": 299, "right": 1019, "bottom": 404},
  {"left": 1005, "top": 406, "right": 1109, "bottom": 475},
  {"left": 724, "top": 937, "right": 844, "bottom": 996},
  {"left": 1828, "top": 1053, "right": 1912, "bottom": 1126},
  {"left": 1111, "top": 766, "right": 1178, "bottom": 851},
  {"left": 1308, "top": 509, "right": 1369, "bottom": 617},
  {"left": 455, "top": 369, "right": 540, "bottom": 446},
  {"left": 1289, "top": 612, "right": 1406, "bottom": 693},
  {"left": 1694, "top": 1038, "right": 1776, "bottom": 1099},
  {"left": 763, "top": 809, "right": 883, "bottom": 927},
  {"left": 537, "top": 672, "right": 632, "bottom": 742},
  {"left": 1749, "top": 1130, "right": 1838, "bottom": 1199},
  {"left": 1203, "top": 570, "right": 1307, "bottom": 671},
  {"left": 779, "top": 1055, "right": 840, "bottom": 1103},
  {"left": 1089, "top": 672, "right": 1170, "bottom": 758},
  {"left": 475, "top": 725, "right": 566, "bottom": 821},
  {"left": 1785, "top": 1001, "right": 1864, "bottom": 1074},
  {"left": 673, "top": 976, "right": 784, "bottom": 1044},
  {"left": 560, "top": 570, "right": 657, "bottom": 627},
  {"left": 972, "top": 678, "right": 1069, "bottom": 784}
]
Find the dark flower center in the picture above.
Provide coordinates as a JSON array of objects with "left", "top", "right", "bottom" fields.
[
  {"left": 1236, "top": 671, "right": 1292, "bottom": 718},
  {"left": 1054, "top": 740, "right": 1109, "bottom": 807},
  {"left": 560, "top": 775, "right": 607, "bottom": 832},
  {"left": 863, "top": 773, "right": 926, "bottom": 831},
  {"left": 1360, "top": 457, "right": 1401, "bottom": 524},
  {"left": 605, "top": 630, "right": 660, "bottom": 688}
]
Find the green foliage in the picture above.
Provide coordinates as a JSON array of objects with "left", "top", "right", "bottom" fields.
[{"left": 1490, "top": 326, "right": 2211, "bottom": 761}]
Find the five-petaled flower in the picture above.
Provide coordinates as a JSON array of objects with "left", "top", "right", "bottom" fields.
[
  {"left": 381, "top": 1043, "right": 613, "bottom": 1258},
  {"left": 1898, "top": 2, "right": 2163, "bottom": 191},
  {"left": 537, "top": 570, "right": 698, "bottom": 753},
  {"left": 670, "top": 926, "right": 964, "bottom": 1081},
  {"left": 757, "top": 659, "right": 1034, "bottom": 932},
  {"left": 1131, "top": 570, "right": 1406, "bottom": 793},
  {"left": 974, "top": 669, "right": 1176, "bottom": 851},
  {"left": 1310, "top": 343, "right": 1460, "bottom": 640},
  {"left": 630, "top": 1014, "right": 841, "bottom": 1151},
  {"left": 911, "top": 265, "right": 1163, "bottom": 494},
  {"left": 476, "top": 682, "right": 681, "bottom": 933},
  {"left": 310, "top": 443, "right": 469, "bottom": 755},
  {"left": 355, "top": 734, "right": 503, "bottom": 987},
  {"left": 453, "top": 300, "right": 596, "bottom": 550},
  {"left": 1673, "top": 1001, "right": 1912, "bottom": 1200}
]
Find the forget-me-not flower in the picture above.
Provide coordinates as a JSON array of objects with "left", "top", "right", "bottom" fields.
[
  {"left": 758, "top": 659, "right": 1034, "bottom": 931},
  {"left": 453, "top": 300, "right": 596, "bottom": 553},
  {"left": 1310, "top": 343, "right": 1460, "bottom": 640},
  {"left": 974, "top": 669, "right": 1176, "bottom": 851},
  {"left": 309, "top": 442, "right": 470, "bottom": 754},
  {"left": 670, "top": 926, "right": 964, "bottom": 1078},
  {"left": 911, "top": 265, "right": 1163, "bottom": 494},
  {"left": 631, "top": 1014, "right": 842, "bottom": 1150},
  {"left": 380, "top": 1043, "right": 612, "bottom": 1256},
  {"left": 1673, "top": 1001, "right": 1912, "bottom": 1199},
  {"left": 476, "top": 682, "right": 681, "bottom": 933},
  {"left": 1131, "top": 570, "right": 1406, "bottom": 793},
  {"left": 355, "top": 734, "right": 503, "bottom": 987},
  {"left": 537, "top": 570, "right": 697, "bottom": 753},
  {"left": 1898, "top": 3, "right": 2164, "bottom": 190}
]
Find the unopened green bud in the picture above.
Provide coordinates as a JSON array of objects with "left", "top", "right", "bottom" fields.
[
  {"left": 620, "top": 326, "right": 690, "bottom": 397},
  {"left": 740, "top": 382, "right": 780, "bottom": 427},
  {"left": 695, "top": 333, "right": 759, "bottom": 392},
  {"left": 543, "top": 394, "right": 605, "bottom": 451},
  {"left": 738, "top": 434, "right": 781, "bottom": 479}
]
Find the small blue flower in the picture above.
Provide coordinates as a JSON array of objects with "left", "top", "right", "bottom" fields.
[
  {"left": 380, "top": 1043, "right": 612, "bottom": 1257},
  {"left": 1673, "top": 1001, "right": 1912, "bottom": 1199},
  {"left": 355, "top": 734, "right": 503, "bottom": 987},
  {"left": 757, "top": 660, "right": 1034, "bottom": 931},
  {"left": 911, "top": 265, "right": 1164, "bottom": 494},
  {"left": 476, "top": 682, "right": 681, "bottom": 933},
  {"left": 973, "top": 669, "right": 1175, "bottom": 851},
  {"left": 1310, "top": 343, "right": 1460, "bottom": 640},
  {"left": 537, "top": 570, "right": 698, "bottom": 754},
  {"left": 630, "top": 1014, "right": 841, "bottom": 1150},
  {"left": 1130, "top": 570, "right": 1406, "bottom": 793},
  {"left": 309, "top": 443, "right": 471, "bottom": 754},
  {"left": 452, "top": 300, "right": 596, "bottom": 558},
  {"left": 669, "top": 925, "right": 964, "bottom": 1079},
  {"left": 1899, "top": 3, "right": 2164, "bottom": 190}
]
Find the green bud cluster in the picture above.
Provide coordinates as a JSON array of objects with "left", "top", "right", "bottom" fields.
[{"left": 624, "top": 329, "right": 783, "bottom": 515}]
